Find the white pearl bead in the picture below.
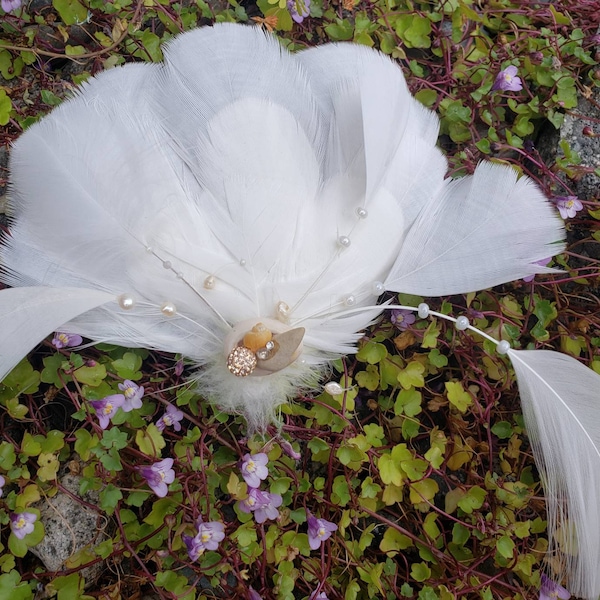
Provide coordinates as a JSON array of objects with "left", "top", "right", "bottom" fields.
[
  {"left": 417, "top": 303, "right": 430, "bottom": 318},
  {"left": 455, "top": 316, "right": 470, "bottom": 330},
  {"left": 344, "top": 295, "right": 356, "bottom": 307},
  {"left": 356, "top": 207, "right": 368, "bottom": 219},
  {"left": 176, "top": 272, "right": 184, "bottom": 279},
  {"left": 145, "top": 246, "right": 153, "bottom": 253},
  {"left": 118, "top": 294, "right": 135, "bottom": 310},
  {"left": 496, "top": 340, "right": 511, "bottom": 355},
  {"left": 372, "top": 281, "right": 385, "bottom": 295},
  {"left": 325, "top": 382, "right": 344, "bottom": 395},
  {"left": 337, "top": 235, "right": 351, "bottom": 248},
  {"left": 160, "top": 302, "right": 177, "bottom": 317},
  {"left": 204, "top": 276, "right": 215, "bottom": 290},
  {"left": 276, "top": 301, "right": 290, "bottom": 321},
  {"left": 239, "top": 259, "right": 247, "bottom": 267},
  {"left": 162, "top": 260, "right": 172, "bottom": 270}
]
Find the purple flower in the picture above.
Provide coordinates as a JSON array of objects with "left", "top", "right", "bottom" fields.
[
  {"left": 307, "top": 512, "right": 338, "bottom": 550},
  {"left": 390, "top": 309, "right": 416, "bottom": 330},
  {"left": 539, "top": 574, "right": 570, "bottom": 600},
  {"left": 280, "top": 439, "right": 302, "bottom": 460},
  {"left": 0, "top": 474, "right": 4, "bottom": 497},
  {"left": 523, "top": 257, "right": 552, "bottom": 282},
  {"left": 249, "top": 589, "right": 262, "bottom": 600},
  {"left": 253, "top": 491, "right": 282, "bottom": 523},
  {"left": 118, "top": 380, "right": 144, "bottom": 412},
  {"left": 238, "top": 488, "right": 282, "bottom": 523},
  {"left": 182, "top": 517, "right": 225, "bottom": 561},
  {"left": 1, "top": 0, "right": 22, "bottom": 12},
  {"left": 90, "top": 394, "right": 125, "bottom": 429},
  {"left": 287, "top": 0, "right": 310, "bottom": 23},
  {"left": 491, "top": 65, "right": 523, "bottom": 92},
  {"left": 52, "top": 332, "right": 83, "bottom": 349},
  {"left": 309, "top": 592, "right": 329, "bottom": 600},
  {"left": 137, "top": 458, "right": 175, "bottom": 497},
  {"left": 555, "top": 195, "right": 583, "bottom": 219},
  {"left": 156, "top": 403, "right": 185, "bottom": 432},
  {"left": 174, "top": 359, "right": 184, "bottom": 377},
  {"left": 10, "top": 512, "right": 36, "bottom": 539},
  {"left": 195, "top": 518, "right": 225, "bottom": 550},
  {"left": 240, "top": 452, "right": 269, "bottom": 488}
]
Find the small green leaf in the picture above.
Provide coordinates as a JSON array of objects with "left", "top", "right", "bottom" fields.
[
  {"left": 410, "top": 562, "right": 432, "bottom": 582},
  {"left": 445, "top": 381, "right": 473, "bottom": 412},
  {"left": 52, "top": 0, "right": 89, "bottom": 25},
  {"left": 356, "top": 341, "right": 388, "bottom": 364},
  {"left": 496, "top": 535, "right": 515, "bottom": 559},
  {"left": 457, "top": 486, "right": 486, "bottom": 514},
  {"left": 0, "top": 89, "right": 12, "bottom": 126}
]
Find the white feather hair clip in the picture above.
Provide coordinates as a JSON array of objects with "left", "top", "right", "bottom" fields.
[{"left": 1, "top": 23, "right": 600, "bottom": 598}]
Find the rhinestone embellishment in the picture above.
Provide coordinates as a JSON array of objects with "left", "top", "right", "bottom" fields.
[{"left": 227, "top": 346, "right": 257, "bottom": 377}]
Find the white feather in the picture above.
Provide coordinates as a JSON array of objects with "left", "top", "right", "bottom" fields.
[
  {"left": 508, "top": 349, "right": 600, "bottom": 599},
  {"left": 0, "top": 287, "right": 114, "bottom": 378}
]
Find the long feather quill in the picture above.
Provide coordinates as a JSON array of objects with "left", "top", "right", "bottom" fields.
[{"left": 508, "top": 349, "right": 600, "bottom": 599}]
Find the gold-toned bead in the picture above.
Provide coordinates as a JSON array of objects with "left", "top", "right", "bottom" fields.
[
  {"left": 226, "top": 346, "right": 257, "bottom": 377},
  {"left": 243, "top": 323, "right": 273, "bottom": 352}
]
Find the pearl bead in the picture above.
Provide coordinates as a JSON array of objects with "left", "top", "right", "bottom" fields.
[
  {"left": 160, "top": 301, "right": 177, "bottom": 317},
  {"left": 324, "top": 382, "right": 344, "bottom": 395},
  {"left": 344, "top": 295, "right": 356, "bottom": 307},
  {"left": 276, "top": 301, "right": 290, "bottom": 322},
  {"left": 417, "top": 303, "right": 430, "bottom": 318},
  {"left": 455, "top": 316, "right": 470, "bottom": 331},
  {"left": 496, "top": 340, "right": 511, "bottom": 355},
  {"left": 176, "top": 272, "right": 184, "bottom": 279},
  {"left": 204, "top": 275, "right": 215, "bottom": 290},
  {"left": 145, "top": 246, "right": 153, "bottom": 254},
  {"left": 162, "top": 260, "right": 172, "bottom": 270},
  {"left": 372, "top": 281, "right": 385, "bottom": 295},
  {"left": 239, "top": 259, "right": 247, "bottom": 267},
  {"left": 118, "top": 294, "right": 135, "bottom": 310},
  {"left": 337, "top": 235, "right": 351, "bottom": 248},
  {"left": 356, "top": 207, "right": 368, "bottom": 219}
]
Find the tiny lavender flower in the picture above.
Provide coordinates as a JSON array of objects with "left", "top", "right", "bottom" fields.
[
  {"left": 539, "top": 574, "right": 570, "bottom": 600},
  {"left": 309, "top": 592, "right": 329, "bottom": 600},
  {"left": 249, "top": 588, "right": 263, "bottom": 600},
  {"left": 90, "top": 394, "right": 125, "bottom": 429},
  {"left": 156, "top": 403, "right": 185, "bottom": 432},
  {"left": 137, "top": 458, "right": 175, "bottom": 497},
  {"left": 253, "top": 491, "right": 282, "bottom": 524},
  {"left": 491, "top": 65, "right": 523, "bottom": 92},
  {"left": 390, "top": 309, "right": 416, "bottom": 330},
  {"left": 523, "top": 258, "right": 551, "bottom": 283},
  {"left": 1, "top": 0, "right": 22, "bottom": 12},
  {"left": 238, "top": 488, "right": 282, "bottom": 523},
  {"left": 307, "top": 512, "right": 338, "bottom": 550},
  {"left": 118, "top": 380, "right": 144, "bottom": 412},
  {"left": 0, "top": 474, "right": 5, "bottom": 497},
  {"left": 51, "top": 332, "right": 83, "bottom": 349},
  {"left": 182, "top": 517, "right": 225, "bottom": 561},
  {"left": 280, "top": 438, "right": 302, "bottom": 460},
  {"left": 287, "top": 0, "right": 310, "bottom": 23},
  {"left": 555, "top": 196, "right": 583, "bottom": 219},
  {"left": 240, "top": 452, "right": 269, "bottom": 488},
  {"left": 195, "top": 518, "right": 225, "bottom": 551},
  {"left": 10, "top": 511, "right": 36, "bottom": 539},
  {"left": 182, "top": 533, "right": 204, "bottom": 562}
]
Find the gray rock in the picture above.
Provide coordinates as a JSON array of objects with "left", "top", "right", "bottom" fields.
[{"left": 30, "top": 472, "right": 108, "bottom": 585}]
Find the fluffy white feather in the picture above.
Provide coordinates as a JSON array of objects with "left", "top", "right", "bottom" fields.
[{"left": 508, "top": 349, "right": 600, "bottom": 599}]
